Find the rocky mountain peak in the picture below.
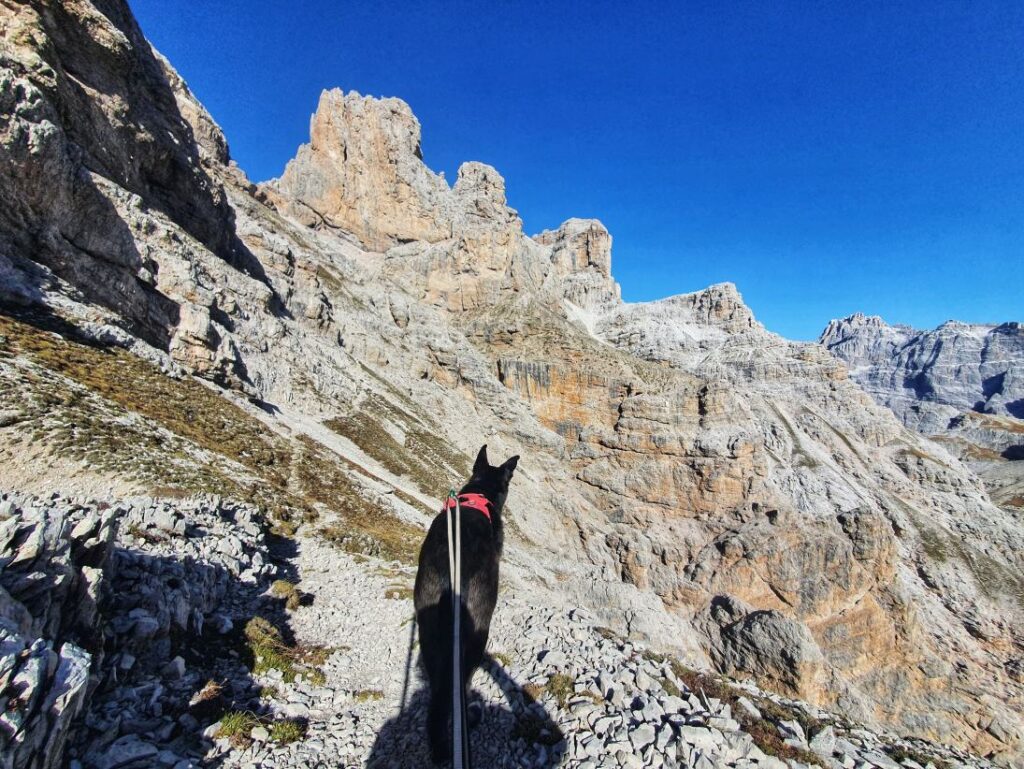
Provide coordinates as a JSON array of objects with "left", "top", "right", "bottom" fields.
[
  {"left": 533, "top": 218, "right": 621, "bottom": 312},
  {"left": 822, "top": 312, "right": 889, "bottom": 334},
  {"left": 268, "top": 88, "right": 451, "bottom": 250},
  {"left": 535, "top": 218, "right": 612, "bottom": 277}
]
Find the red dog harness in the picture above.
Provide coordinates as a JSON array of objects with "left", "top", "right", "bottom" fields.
[{"left": 443, "top": 493, "right": 493, "bottom": 523}]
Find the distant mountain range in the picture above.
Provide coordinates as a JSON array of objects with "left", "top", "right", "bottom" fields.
[{"left": 820, "top": 313, "right": 1024, "bottom": 511}]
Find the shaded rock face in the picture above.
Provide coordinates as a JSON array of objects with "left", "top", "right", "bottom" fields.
[
  {"left": 0, "top": 0, "right": 256, "bottom": 349},
  {"left": 1, "top": 2, "right": 1023, "bottom": 764},
  {"left": 698, "top": 595, "right": 830, "bottom": 700},
  {"left": 0, "top": 492, "right": 275, "bottom": 769}
]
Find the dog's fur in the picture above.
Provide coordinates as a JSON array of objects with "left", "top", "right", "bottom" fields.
[{"left": 413, "top": 444, "right": 518, "bottom": 763}]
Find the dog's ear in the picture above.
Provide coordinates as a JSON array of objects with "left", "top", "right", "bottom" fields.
[
  {"left": 473, "top": 444, "right": 490, "bottom": 474},
  {"left": 501, "top": 455, "right": 519, "bottom": 476}
]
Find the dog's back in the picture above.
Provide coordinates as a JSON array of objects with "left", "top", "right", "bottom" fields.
[{"left": 413, "top": 445, "right": 518, "bottom": 764}]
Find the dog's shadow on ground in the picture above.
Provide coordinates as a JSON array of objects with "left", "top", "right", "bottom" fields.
[{"left": 366, "top": 649, "right": 566, "bottom": 769}]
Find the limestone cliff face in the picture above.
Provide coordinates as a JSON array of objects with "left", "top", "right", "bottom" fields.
[
  {"left": 2, "top": 3, "right": 1023, "bottom": 763},
  {"left": 269, "top": 89, "right": 452, "bottom": 250},
  {"left": 267, "top": 93, "right": 1024, "bottom": 757},
  {"left": 268, "top": 91, "right": 624, "bottom": 316},
  {"left": 0, "top": 0, "right": 251, "bottom": 349},
  {"left": 534, "top": 218, "right": 621, "bottom": 313}
]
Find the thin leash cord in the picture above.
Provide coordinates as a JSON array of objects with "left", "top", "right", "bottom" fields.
[
  {"left": 398, "top": 615, "right": 416, "bottom": 713},
  {"left": 446, "top": 491, "right": 470, "bottom": 769}
]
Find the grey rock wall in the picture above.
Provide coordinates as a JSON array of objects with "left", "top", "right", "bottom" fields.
[{"left": 0, "top": 494, "right": 116, "bottom": 769}]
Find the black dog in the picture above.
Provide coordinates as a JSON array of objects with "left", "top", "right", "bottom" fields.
[{"left": 413, "top": 444, "right": 518, "bottom": 764}]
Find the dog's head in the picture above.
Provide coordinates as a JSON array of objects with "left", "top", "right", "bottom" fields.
[{"left": 470, "top": 444, "right": 519, "bottom": 506}]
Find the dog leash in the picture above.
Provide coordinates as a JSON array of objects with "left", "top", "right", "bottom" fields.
[
  {"left": 398, "top": 614, "right": 416, "bottom": 713},
  {"left": 446, "top": 489, "right": 470, "bottom": 769}
]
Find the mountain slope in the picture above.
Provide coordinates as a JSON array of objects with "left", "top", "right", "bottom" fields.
[{"left": 1, "top": 2, "right": 1022, "bottom": 764}]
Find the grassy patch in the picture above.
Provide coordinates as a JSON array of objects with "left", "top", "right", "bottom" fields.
[
  {"left": 545, "top": 673, "right": 575, "bottom": 708},
  {"left": 670, "top": 663, "right": 823, "bottom": 766},
  {"left": 959, "top": 412, "right": 1024, "bottom": 435},
  {"left": 216, "top": 711, "right": 261, "bottom": 745},
  {"left": 242, "top": 617, "right": 332, "bottom": 684},
  {"left": 885, "top": 744, "right": 950, "bottom": 769},
  {"left": 633, "top": 642, "right": 824, "bottom": 767},
  {"left": 124, "top": 523, "right": 166, "bottom": 545},
  {"left": 216, "top": 711, "right": 307, "bottom": 747},
  {"left": 0, "top": 313, "right": 421, "bottom": 558},
  {"left": 271, "top": 580, "right": 304, "bottom": 611},
  {"left": 384, "top": 585, "right": 414, "bottom": 600},
  {"left": 323, "top": 392, "right": 471, "bottom": 499},
  {"left": 0, "top": 315, "right": 291, "bottom": 480},
  {"left": 754, "top": 694, "right": 824, "bottom": 740},
  {"left": 269, "top": 719, "right": 307, "bottom": 744},
  {"left": 961, "top": 442, "right": 1005, "bottom": 462},
  {"left": 353, "top": 689, "right": 384, "bottom": 703},
  {"left": 522, "top": 682, "right": 545, "bottom": 701},
  {"left": 660, "top": 675, "right": 681, "bottom": 697},
  {"left": 491, "top": 652, "right": 512, "bottom": 668},
  {"left": 296, "top": 435, "right": 423, "bottom": 562}
]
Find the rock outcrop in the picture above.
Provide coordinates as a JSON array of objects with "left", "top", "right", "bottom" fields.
[
  {"left": 0, "top": 492, "right": 276, "bottom": 769},
  {"left": 1, "top": 2, "right": 1022, "bottom": 765},
  {"left": 0, "top": 494, "right": 115, "bottom": 769}
]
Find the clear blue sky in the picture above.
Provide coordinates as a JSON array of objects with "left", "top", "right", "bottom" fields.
[{"left": 130, "top": 1, "right": 1022, "bottom": 340}]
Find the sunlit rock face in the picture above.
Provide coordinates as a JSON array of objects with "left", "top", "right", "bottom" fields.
[
  {"left": 820, "top": 313, "right": 1024, "bottom": 516},
  {"left": 2, "top": 2, "right": 1023, "bottom": 762},
  {"left": 820, "top": 313, "right": 1024, "bottom": 431},
  {"left": 269, "top": 89, "right": 453, "bottom": 250}
]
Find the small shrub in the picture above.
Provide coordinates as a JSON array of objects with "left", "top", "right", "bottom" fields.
[
  {"left": 660, "top": 676, "right": 681, "bottom": 697},
  {"left": 522, "top": 682, "right": 545, "bottom": 702},
  {"left": 663, "top": 661, "right": 824, "bottom": 768},
  {"left": 491, "top": 652, "right": 512, "bottom": 668},
  {"left": 384, "top": 585, "right": 414, "bottom": 600},
  {"left": 886, "top": 744, "right": 950, "bottom": 769},
  {"left": 242, "top": 617, "right": 331, "bottom": 684},
  {"left": 188, "top": 679, "right": 227, "bottom": 722}
]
